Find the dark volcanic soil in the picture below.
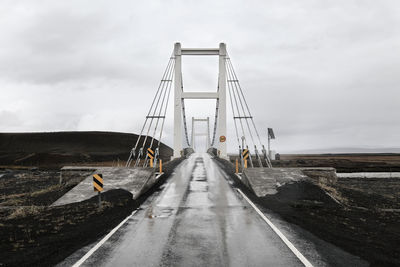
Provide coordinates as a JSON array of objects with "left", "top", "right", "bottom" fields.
[
  {"left": 215, "top": 157, "right": 400, "bottom": 267},
  {"left": 0, "top": 131, "right": 173, "bottom": 167},
  {"left": 0, "top": 158, "right": 184, "bottom": 267},
  {"left": 0, "top": 189, "right": 136, "bottom": 267},
  {"left": 0, "top": 169, "right": 91, "bottom": 207}
]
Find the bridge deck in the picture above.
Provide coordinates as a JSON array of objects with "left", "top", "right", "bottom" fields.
[{"left": 62, "top": 153, "right": 304, "bottom": 266}]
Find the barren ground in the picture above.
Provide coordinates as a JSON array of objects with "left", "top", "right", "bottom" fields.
[
  {"left": 1, "top": 151, "right": 399, "bottom": 266},
  {"left": 221, "top": 154, "right": 400, "bottom": 266},
  {"left": 0, "top": 158, "right": 183, "bottom": 267},
  {"left": 274, "top": 153, "right": 400, "bottom": 172}
]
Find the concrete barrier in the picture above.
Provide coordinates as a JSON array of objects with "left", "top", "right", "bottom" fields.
[
  {"left": 242, "top": 167, "right": 337, "bottom": 197},
  {"left": 183, "top": 147, "right": 195, "bottom": 158},
  {"left": 52, "top": 166, "right": 156, "bottom": 206}
]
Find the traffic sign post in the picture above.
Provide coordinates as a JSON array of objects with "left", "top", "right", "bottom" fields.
[{"left": 93, "top": 174, "right": 104, "bottom": 208}]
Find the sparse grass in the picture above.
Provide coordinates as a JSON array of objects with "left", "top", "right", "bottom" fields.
[
  {"left": 7, "top": 206, "right": 44, "bottom": 220},
  {"left": 318, "top": 183, "right": 348, "bottom": 205},
  {"left": 0, "top": 169, "right": 89, "bottom": 206},
  {"left": 0, "top": 165, "right": 36, "bottom": 170},
  {"left": 30, "top": 184, "right": 62, "bottom": 197}
]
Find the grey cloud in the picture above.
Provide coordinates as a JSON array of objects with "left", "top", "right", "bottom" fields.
[{"left": 0, "top": 0, "right": 399, "bottom": 152}]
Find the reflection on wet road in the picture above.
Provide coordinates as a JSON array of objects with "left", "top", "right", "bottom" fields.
[{"left": 79, "top": 153, "right": 302, "bottom": 266}]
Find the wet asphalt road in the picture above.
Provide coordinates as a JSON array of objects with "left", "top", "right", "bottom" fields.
[{"left": 77, "top": 153, "right": 302, "bottom": 267}]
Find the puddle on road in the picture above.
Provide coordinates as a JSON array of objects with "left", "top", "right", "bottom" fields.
[
  {"left": 190, "top": 157, "right": 208, "bottom": 192},
  {"left": 190, "top": 181, "right": 208, "bottom": 192},
  {"left": 156, "top": 207, "right": 174, "bottom": 218},
  {"left": 147, "top": 206, "right": 175, "bottom": 219}
]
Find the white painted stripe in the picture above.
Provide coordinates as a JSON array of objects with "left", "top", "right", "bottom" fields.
[
  {"left": 234, "top": 173, "right": 242, "bottom": 180},
  {"left": 237, "top": 189, "right": 314, "bottom": 267},
  {"left": 72, "top": 210, "right": 138, "bottom": 267},
  {"left": 155, "top": 173, "right": 164, "bottom": 180}
]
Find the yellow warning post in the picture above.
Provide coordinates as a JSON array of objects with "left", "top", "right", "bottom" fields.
[
  {"left": 93, "top": 174, "right": 104, "bottom": 192},
  {"left": 93, "top": 173, "right": 104, "bottom": 208},
  {"left": 235, "top": 159, "right": 239, "bottom": 173}
]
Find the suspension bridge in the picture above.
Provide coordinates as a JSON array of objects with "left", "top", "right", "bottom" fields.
[
  {"left": 126, "top": 42, "right": 271, "bottom": 170},
  {"left": 57, "top": 43, "right": 343, "bottom": 267}
]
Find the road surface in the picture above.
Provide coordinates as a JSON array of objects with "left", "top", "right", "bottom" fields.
[{"left": 68, "top": 153, "right": 305, "bottom": 266}]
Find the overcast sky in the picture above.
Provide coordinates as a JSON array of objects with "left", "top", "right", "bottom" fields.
[{"left": 1, "top": 0, "right": 399, "bottom": 153}]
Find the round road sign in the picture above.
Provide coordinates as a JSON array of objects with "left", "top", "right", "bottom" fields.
[{"left": 219, "top": 135, "right": 226, "bottom": 142}]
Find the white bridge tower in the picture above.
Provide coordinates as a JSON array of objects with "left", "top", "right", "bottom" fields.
[
  {"left": 191, "top": 117, "right": 211, "bottom": 151},
  {"left": 173, "top": 43, "right": 227, "bottom": 158}
]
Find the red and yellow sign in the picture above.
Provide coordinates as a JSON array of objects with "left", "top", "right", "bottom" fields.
[{"left": 219, "top": 135, "right": 226, "bottom": 142}]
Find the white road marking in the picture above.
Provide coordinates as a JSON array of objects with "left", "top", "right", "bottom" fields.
[
  {"left": 155, "top": 173, "right": 164, "bottom": 180},
  {"left": 72, "top": 210, "right": 138, "bottom": 267},
  {"left": 237, "top": 189, "right": 314, "bottom": 267},
  {"left": 235, "top": 173, "right": 242, "bottom": 180}
]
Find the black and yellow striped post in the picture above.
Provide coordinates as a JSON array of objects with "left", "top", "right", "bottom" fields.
[
  {"left": 242, "top": 149, "right": 249, "bottom": 169},
  {"left": 147, "top": 148, "right": 155, "bottom": 167},
  {"left": 93, "top": 174, "right": 103, "bottom": 207}
]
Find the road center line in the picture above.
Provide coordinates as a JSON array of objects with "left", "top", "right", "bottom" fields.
[
  {"left": 72, "top": 210, "right": 138, "bottom": 267},
  {"left": 236, "top": 188, "right": 314, "bottom": 267}
]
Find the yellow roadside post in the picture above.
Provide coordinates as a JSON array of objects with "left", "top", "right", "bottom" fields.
[
  {"left": 93, "top": 174, "right": 103, "bottom": 208},
  {"left": 235, "top": 159, "right": 239, "bottom": 173},
  {"left": 159, "top": 159, "right": 163, "bottom": 173},
  {"left": 147, "top": 148, "right": 154, "bottom": 168},
  {"left": 242, "top": 149, "right": 249, "bottom": 169}
]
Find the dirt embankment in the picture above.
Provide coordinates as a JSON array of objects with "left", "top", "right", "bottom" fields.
[
  {"left": 0, "top": 189, "right": 136, "bottom": 267},
  {"left": 0, "top": 158, "right": 184, "bottom": 267},
  {"left": 0, "top": 131, "right": 173, "bottom": 168},
  {"left": 214, "top": 157, "right": 400, "bottom": 266}
]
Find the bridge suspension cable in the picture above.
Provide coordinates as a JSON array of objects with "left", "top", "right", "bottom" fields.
[
  {"left": 225, "top": 55, "right": 272, "bottom": 168},
  {"left": 210, "top": 81, "right": 220, "bottom": 147},
  {"left": 181, "top": 75, "right": 191, "bottom": 147},
  {"left": 126, "top": 53, "right": 175, "bottom": 167}
]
